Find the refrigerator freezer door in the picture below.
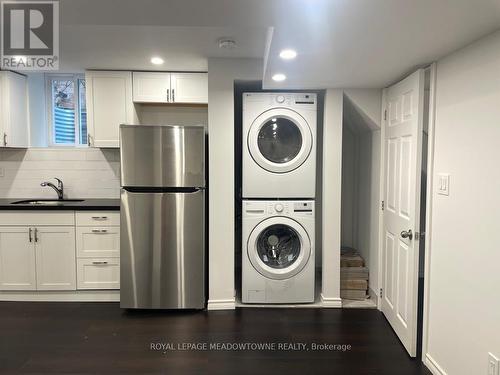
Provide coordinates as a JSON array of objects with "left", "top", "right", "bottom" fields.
[
  {"left": 120, "top": 189, "right": 205, "bottom": 309},
  {"left": 120, "top": 125, "right": 205, "bottom": 188}
]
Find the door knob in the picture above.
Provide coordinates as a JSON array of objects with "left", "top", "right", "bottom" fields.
[{"left": 400, "top": 229, "right": 413, "bottom": 240}]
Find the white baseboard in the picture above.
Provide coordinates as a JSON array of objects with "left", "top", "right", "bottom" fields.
[
  {"left": 425, "top": 353, "right": 447, "bottom": 375},
  {"left": 320, "top": 293, "right": 342, "bottom": 308},
  {"left": 0, "top": 291, "right": 120, "bottom": 302},
  {"left": 207, "top": 298, "right": 236, "bottom": 310},
  {"left": 368, "top": 287, "right": 379, "bottom": 306}
]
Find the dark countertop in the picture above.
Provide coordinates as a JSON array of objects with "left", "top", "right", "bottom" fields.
[{"left": 0, "top": 199, "right": 120, "bottom": 211}]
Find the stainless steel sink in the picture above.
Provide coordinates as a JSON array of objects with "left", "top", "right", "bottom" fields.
[{"left": 11, "top": 199, "right": 85, "bottom": 205}]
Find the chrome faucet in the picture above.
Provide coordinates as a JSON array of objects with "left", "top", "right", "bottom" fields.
[{"left": 40, "top": 178, "right": 64, "bottom": 200}]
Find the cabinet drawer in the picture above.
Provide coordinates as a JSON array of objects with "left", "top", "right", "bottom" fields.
[
  {"left": 76, "top": 227, "right": 120, "bottom": 258},
  {"left": 77, "top": 258, "right": 120, "bottom": 290},
  {"left": 76, "top": 212, "right": 120, "bottom": 226},
  {"left": 0, "top": 211, "right": 75, "bottom": 226}
]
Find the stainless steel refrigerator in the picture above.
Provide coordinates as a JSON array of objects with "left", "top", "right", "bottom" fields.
[{"left": 119, "top": 125, "right": 206, "bottom": 309}]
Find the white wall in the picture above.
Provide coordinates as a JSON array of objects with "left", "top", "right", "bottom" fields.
[
  {"left": 341, "top": 124, "right": 356, "bottom": 248},
  {"left": 425, "top": 30, "right": 500, "bottom": 375},
  {"left": 207, "top": 58, "right": 262, "bottom": 310},
  {"left": 0, "top": 148, "right": 120, "bottom": 198},
  {"left": 321, "top": 89, "right": 343, "bottom": 306}
]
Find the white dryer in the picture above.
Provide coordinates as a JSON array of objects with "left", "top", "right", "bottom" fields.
[
  {"left": 242, "top": 92, "right": 317, "bottom": 198},
  {"left": 242, "top": 200, "right": 315, "bottom": 304}
]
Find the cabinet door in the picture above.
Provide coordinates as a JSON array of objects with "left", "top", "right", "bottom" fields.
[
  {"left": 0, "top": 227, "right": 36, "bottom": 290},
  {"left": 86, "top": 71, "right": 137, "bottom": 148},
  {"left": 170, "top": 73, "right": 208, "bottom": 104},
  {"left": 77, "top": 258, "right": 120, "bottom": 290},
  {"left": 0, "top": 72, "right": 29, "bottom": 148},
  {"left": 35, "top": 227, "right": 76, "bottom": 291},
  {"left": 132, "top": 72, "right": 170, "bottom": 103},
  {"left": 76, "top": 226, "right": 120, "bottom": 258}
]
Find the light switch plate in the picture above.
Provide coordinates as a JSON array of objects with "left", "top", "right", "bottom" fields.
[
  {"left": 0, "top": 167, "right": 4, "bottom": 177},
  {"left": 437, "top": 173, "right": 450, "bottom": 196},
  {"left": 488, "top": 352, "right": 499, "bottom": 375}
]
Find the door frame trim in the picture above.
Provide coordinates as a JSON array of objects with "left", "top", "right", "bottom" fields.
[{"left": 421, "top": 62, "right": 438, "bottom": 365}]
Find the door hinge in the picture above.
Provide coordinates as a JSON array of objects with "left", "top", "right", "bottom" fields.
[
  {"left": 384, "top": 109, "right": 387, "bottom": 121},
  {"left": 381, "top": 200, "right": 385, "bottom": 211},
  {"left": 379, "top": 288, "right": 383, "bottom": 298}
]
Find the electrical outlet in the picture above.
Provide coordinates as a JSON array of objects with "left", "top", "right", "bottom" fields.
[
  {"left": 437, "top": 173, "right": 450, "bottom": 196},
  {"left": 488, "top": 352, "right": 499, "bottom": 375}
]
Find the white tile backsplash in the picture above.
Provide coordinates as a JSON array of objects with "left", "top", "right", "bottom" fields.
[{"left": 0, "top": 148, "right": 121, "bottom": 199}]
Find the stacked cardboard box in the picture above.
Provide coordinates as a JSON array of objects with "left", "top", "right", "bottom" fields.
[{"left": 340, "top": 248, "right": 368, "bottom": 300}]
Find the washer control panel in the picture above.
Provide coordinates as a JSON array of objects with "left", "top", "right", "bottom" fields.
[
  {"left": 244, "top": 201, "right": 314, "bottom": 216},
  {"left": 267, "top": 202, "right": 290, "bottom": 215},
  {"left": 264, "top": 201, "right": 314, "bottom": 216}
]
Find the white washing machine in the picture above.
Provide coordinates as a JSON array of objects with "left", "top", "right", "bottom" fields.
[
  {"left": 242, "top": 92, "right": 317, "bottom": 198},
  {"left": 242, "top": 200, "right": 315, "bottom": 304}
]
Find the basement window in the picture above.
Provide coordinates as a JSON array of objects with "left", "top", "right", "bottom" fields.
[{"left": 46, "top": 74, "right": 87, "bottom": 146}]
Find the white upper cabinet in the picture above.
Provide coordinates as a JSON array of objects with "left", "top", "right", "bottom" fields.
[
  {"left": 170, "top": 73, "right": 208, "bottom": 104},
  {"left": 0, "top": 71, "right": 29, "bottom": 148},
  {"left": 86, "top": 71, "right": 138, "bottom": 148},
  {"left": 132, "top": 72, "right": 207, "bottom": 104},
  {"left": 132, "top": 72, "right": 170, "bottom": 103}
]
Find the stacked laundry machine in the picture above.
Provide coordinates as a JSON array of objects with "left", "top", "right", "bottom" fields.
[{"left": 241, "top": 92, "right": 317, "bottom": 304}]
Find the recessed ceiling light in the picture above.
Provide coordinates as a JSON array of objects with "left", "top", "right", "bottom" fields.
[
  {"left": 151, "top": 56, "right": 164, "bottom": 65},
  {"left": 279, "top": 49, "right": 297, "bottom": 60},
  {"left": 272, "top": 73, "right": 287, "bottom": 82}
]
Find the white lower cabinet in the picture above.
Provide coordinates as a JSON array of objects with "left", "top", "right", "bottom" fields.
[
  {"left": 76, "top": 227, "right": 120, "bottom": 258},
  {"left": 0, "top": 210, "right": 120, "bottom": 293},
  {"left": 76, "top": 211, "right": 120, "bottom": 290},
  {"left": 77, "top": 258, "right": 120, "bottom": 290},
  {"left": 35, "top": 227, "right": 76, "bottom": 291},
  {"left": 0, "top": 227, "right": 36, "bottom": 290}
]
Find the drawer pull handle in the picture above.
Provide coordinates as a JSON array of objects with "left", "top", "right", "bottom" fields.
[
  {"left": 91, "top": 216, "right": 108, "bottom": 220},
  {"left": 91, "top": 229, "right": 108, "bottom": 233},
  {"left": 92, "top": 261, "right": 108, "bottom": 265}
]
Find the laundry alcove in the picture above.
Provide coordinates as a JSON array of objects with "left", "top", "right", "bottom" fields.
[{"left": 340, "top": 90, "right": 382, "bottom": 308}]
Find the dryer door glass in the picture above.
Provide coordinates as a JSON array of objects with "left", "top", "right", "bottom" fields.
[
  {"left": 256, "top": 224, "right": 301, "bottom": 269},
  {"left": 257, "top": 118, "right": 303, "bottom": 163}
]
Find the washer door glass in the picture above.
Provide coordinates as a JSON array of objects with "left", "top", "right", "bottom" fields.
[
  {"left": 256, "top": 224, "right": 301, "bottom": 269},
  {"left": 257, "top": 118, "right": 303, "bottom": 164}
]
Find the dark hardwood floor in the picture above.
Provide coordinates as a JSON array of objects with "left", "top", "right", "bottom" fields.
[{"left": 0, "top": 302, "right": 431, "bottom": 374}]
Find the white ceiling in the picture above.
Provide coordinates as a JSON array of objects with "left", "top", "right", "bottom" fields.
[{"left": 58, "top": 0, "right": 500, "bottom": 88}]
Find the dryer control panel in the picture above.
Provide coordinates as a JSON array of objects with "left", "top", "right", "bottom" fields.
[{"left": 243, "top": 92, "right": 317, "bottom": 111}]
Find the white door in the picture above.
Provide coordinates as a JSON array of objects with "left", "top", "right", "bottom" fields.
[
  {"left": 86, "top": 71, "right": 137, "bottom": 148},
  {"left": 35, "top": 226, "right": 76, "bottom": 290},
  {"left": 381, "top": 69, "right": 425, "bottom": 357},
  {"left": 170, "top": 73, "right": 208, "bottom": 104},
  {"left": 132, "top": 72, "right": 171, "bottom": 103},
  {"left": 0, "top": 227, "right": 36, "bottom": 290}
]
